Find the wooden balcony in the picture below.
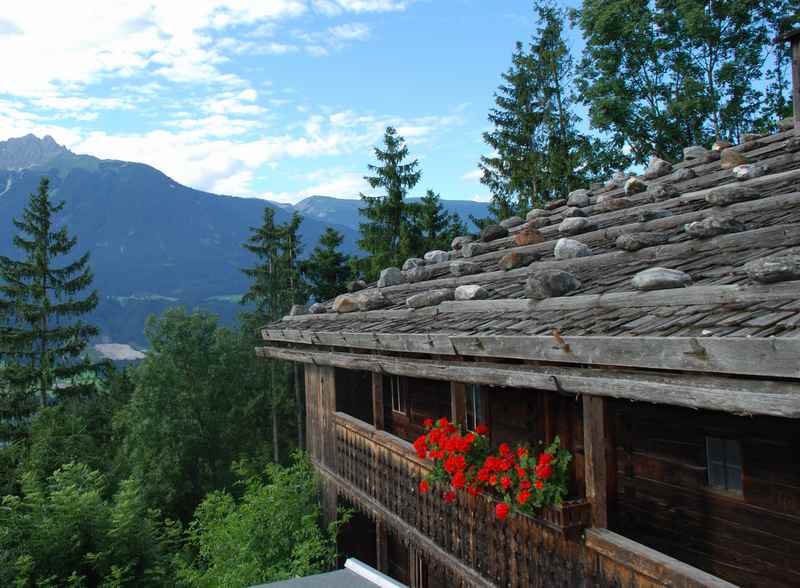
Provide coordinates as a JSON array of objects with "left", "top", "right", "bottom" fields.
[{"left": 330, "top": 411, "right": 592, "bottom": 587}]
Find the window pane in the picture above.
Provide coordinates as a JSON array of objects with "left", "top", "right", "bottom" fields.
[
  {"left": 726, "top": 465, "right": 743, "bottom": 493},
  {"left": 725, "top": 439, "right": 742, "bottom": 468}
]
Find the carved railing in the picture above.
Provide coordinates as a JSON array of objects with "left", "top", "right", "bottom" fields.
[{"left": 332, "top": 411, "right": 592, "bottom": 587}]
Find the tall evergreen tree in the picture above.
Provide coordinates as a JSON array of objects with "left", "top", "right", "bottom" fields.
[
  {"left": 302, "top": 228, "right": 352, "bottom": 304},
  {"left": 0, "top": 177, "right": 99, "bottom": 420},
  {"left": 407, "top": 190, "right": 467, "bottom": 252},
  {"left": 358, "top": 127, "right": 421, "bottom": 279}
]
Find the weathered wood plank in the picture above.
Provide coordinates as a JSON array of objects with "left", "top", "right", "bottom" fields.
[
  {"left": 256, "top": 346, "right": 800, "bottom": 417},
  {"left": 372, "top": 372, "right": 385, "bottom": 431},
  {"left": 451, "top": 382, "right": 467, "bottom": 428},
  {"left": 450, "top": 335, "right": 800, "bottom": 379},
  {"left": 585, "top": 528, "right": 738, "bottom": 588},
  {"left": 583, "top": 396, "right": 608, "bottom": 528}
]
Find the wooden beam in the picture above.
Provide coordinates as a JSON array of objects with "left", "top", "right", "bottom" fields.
[
  {"left": 255, "top": 346, "right": 800, "bottom": 418},
  {"left": 375, "top": 519, "right": 389, "bottom": 575},
  {"left": 585, "top": 528, "right": 737, "bottom": 588},
  {"left": 450, "top": 381, "right": 467, "bottom": 428},
  {"left": 260, "top": 330, "right": 800, "bottom": 380},
  {"left": 449, "top": 334, "right": 800, "bottom": 379},
  {"left": 582, "top": 396, "right": 608, "bottom": 528},
  {"left": 372, "top": 372, "right": 385, "bottom": 431}
]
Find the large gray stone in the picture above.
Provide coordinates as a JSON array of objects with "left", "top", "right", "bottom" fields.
[
  {"left": 643, "top": 157, "right": 672, "bottom": 179},
  {"left": 665, "top": 167, "right": 696, "bottom": 184},
  {"left": 525, "top": 270, "right": 581, "bottom": 300},
  {"left": 631, "top": 267, "right": 692, "bottom": 291},
  {"left": 685, "top": 215, "right": 743, "bottom": 239},
  {"left": 402, "top": 257, "right": 426, "bottom": 271},
  {"left": 334, "top": 293, "right": 361, "bottom": 313},
  {"left": 564, "top": 206, "right": 587, "bottom": 218},
  {"left": 309, "top": 302, "right": 327, "bottom": 314},
  {"left": 404, "top": 266, "right": 435, "bottom": 283},
  {"left": 500, "top": 216, "right": 525, "bottom": 229},
  {"left": 647, "top": 183, "right": 679, "bottom": 201},
  {"left": 461, "top": 241, "right": 487, "bottom": 258},
  {"left": 347, "top": 279, "right": 367, "bottom": 292},
  {"left": 450, "top": 260, "right": 482, "bottom": 276},
  {"left": 454, "top": 284, "right": 489, "bottom": 301},
  {"left": 599, "top": 197, "right": 633, "bottom": 212},
  {"left": 480, "top": 224, "right": 509, "bottom": 242},
  {"left": 637, "top": 208, "right": 673, "bottom": 222},
  {"left": 526, "top": 208, "right": 547, "bottom": 221},
  {"left": 527, "top": 217, "right": 550, "bottom": 229},
  {"left": 683, "top": 145, "right": 709, "bottom": 161},
  {"left": 744, "top": 255, "right": 800, "bottom": 284},
  {"left": 731, "top": 164, "right": 766, "bottom": 181},
  {"left": 567, "top": 188, "right": 591, "bottom": 207},
  {"left": 514, "top": 226, "right": 545, "bottom": 246},
  {"left": 554, "top": 238, "right": 592, "bottom": 259},
  {"left": 596, "top": 192, "right": 617, "bottom": 205},
  {"left": 615, "top": 232, "right": 669, "bottom": 251},
  {"left": 558, "top": 217, "right": 593, "bottom": 235},
  {"left": 498, "top": 251, "right": 539, "bottom": 270},
  {"left": 451, "top": 235, "right": 476, "bottom": 250},
  {"left": 705, "top": 185, "right": 759, "bottom": 206},
  {"left": 778, "top": 117, "right": 795, "bottom": 132},
  {"left": 406, "top": 288, "right": 454, "bottom": 309},
  {"left": 378, "top": 267, "right": 405, "bottom": 288},
  {"left": 424, "top": 250, "right": 450, "bottom": 264},
  {"left": 624, "top": 177, "right": 647, "bottom": 195}
]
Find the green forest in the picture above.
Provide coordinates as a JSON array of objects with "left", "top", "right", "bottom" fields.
[{"left": 0, "top": 1, "right": 795, "bottom": 586}]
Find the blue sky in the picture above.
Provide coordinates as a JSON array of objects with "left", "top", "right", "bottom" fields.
[{"left": 0, "top": 0, "right": 561, "bottom": 204}]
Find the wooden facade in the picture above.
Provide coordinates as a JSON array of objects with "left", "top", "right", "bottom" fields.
[{"left": 261, "top": 124, "right": 800, "bottom": 587}]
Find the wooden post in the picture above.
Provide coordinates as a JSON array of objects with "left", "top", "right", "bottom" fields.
[
  {"left": 451, "top": 381, "right": 467, "bottom": 428},
  {"left": 372, "top": 372, "right": 385, "bottom": 430},
  {"left": 376, "top": 519, "right": 389, "bottom": 575},
  {"left": 776, "top": 28, "right": 800, "bottom": 131},
  {"left": 582, "top": 395, "right": 608, "bottom": 528}
]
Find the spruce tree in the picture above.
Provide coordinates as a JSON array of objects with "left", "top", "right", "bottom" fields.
[
  {"left": 0, "top": 178, "right": 99, "bottom": 419},
  {"left": 302, "top": 228, "right": 352, "bottom": 304},
  {"left": 241, "top": 207, "right": 285, "bottom": 463},
  {"left": 358, "top": 127, "right": 421, "bottom": 279},
  {"left": 407, "top": 190, "right": 467, "bottom": 252}
]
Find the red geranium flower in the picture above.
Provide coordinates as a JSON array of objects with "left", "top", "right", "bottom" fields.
[
  {"left": 535, "top": 480, "right": 543, "bottom": 490},
  {"left": 517, "top": 447, "right": 528, "bottom": 459},
  {"left": 489, "top": 474, "right": 498, "bottom": 486},
  {"left": 424, "top": 418, "right": 434, "bottom": 429},
  {"left": 495, "top": 502, "right": 509, "bottom": 520},
  {"left": 500, "top": 475, "right": 512, "bottom": 491},
  {"left": 516, "top": 491, "right": 531, "bottom": 505},
  {"left": 443, "top": 491, "right": 456, "bottom": 503},
  {"left": 515, "top": 466, "right": 527, "bottom": 479},
  {"left": 499, "top": 443, "right": 511, "bottom": 457},
  {"left": 520, "top": 480, "right": 532, "bottom": 491},
  {"left": 538, "top": 452, "right": 554, "bottom": 466},
  {"left": 437, "top": 417, "right": 449, "bottom": 429},
  {"left": 535, "top": 463, "right": 553, "bottom": 480},
  {"left": 475, "top": 424, "right": 489, "bottom": 435},
  {"left": 452, "top": 470, "right": 466, "bottom": 489},
  {"left": 419, "top": 480, "right": 429, "bottom": 493}
]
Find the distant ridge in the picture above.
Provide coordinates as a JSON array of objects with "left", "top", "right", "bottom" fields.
[{"left": 0, "top": 134, "right": 69, "bottom": 170}]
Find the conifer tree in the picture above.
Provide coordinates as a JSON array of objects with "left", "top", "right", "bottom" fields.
[
  {"left": 302, "top": 228, "right": 352, "bottom": 304},
  {"left": 407, "top": 190, "right": 467, "bottom": 252},
  {"left": 0, "top": 178, "right": 99, "bottom": 419},
  {"left": 358, "top": 127, "right": 421, "bottom": 279},
  {"left": 241, "top": 207, "right": 286, "bottom": 463}
]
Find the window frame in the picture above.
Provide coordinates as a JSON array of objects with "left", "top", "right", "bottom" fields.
[
  {"left": 705, "top": 436, "right": 743, "bottom": 496},
  {"left": 389, "top": 375, "right": 406, "bottom": 415}
]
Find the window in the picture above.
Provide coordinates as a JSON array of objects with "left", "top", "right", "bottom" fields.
[
  {"left": 389, "top": 376, "right": 406, "bottom": 414},
  {"left": 465, "top": 383, "right": 483, "bottom": 431},
  {"left": 706, "top": 437, "right": 743, "bottom": 494}
]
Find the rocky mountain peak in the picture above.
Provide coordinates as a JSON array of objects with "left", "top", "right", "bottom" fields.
[{"left": 0, "top": 134, "right": 70, "bottom": 170}]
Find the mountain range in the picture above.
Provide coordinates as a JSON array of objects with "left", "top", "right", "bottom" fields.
[{"left": 0, "top": 135, "right": 488, "bottom": 351}]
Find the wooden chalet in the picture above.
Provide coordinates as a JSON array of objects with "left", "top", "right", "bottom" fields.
[{"left": 258, "top": 117, "right": 800, "bottom": 588}]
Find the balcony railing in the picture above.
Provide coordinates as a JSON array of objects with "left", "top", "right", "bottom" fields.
[{"left": 331, "top": 411, "right": 591, "bottom": 587}]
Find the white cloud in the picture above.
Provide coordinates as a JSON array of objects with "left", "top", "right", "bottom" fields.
[
  {"left": 329, "top": 23, "right": 370, "bottom": 41},
  {"left": 0, "top": 1, "right": 307, "bottom": 96},
  {"left": 316, "top": 0, "right": 412, "bottom": 14},
  {"left": 262, "top": 168, "right": 371, "bottom": 203},
  {"left": 462, "top": 168, "right": 484, "bottom": 182},
  {"left": 471, "top": 193, "right": 491, "bottom": 203}
]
